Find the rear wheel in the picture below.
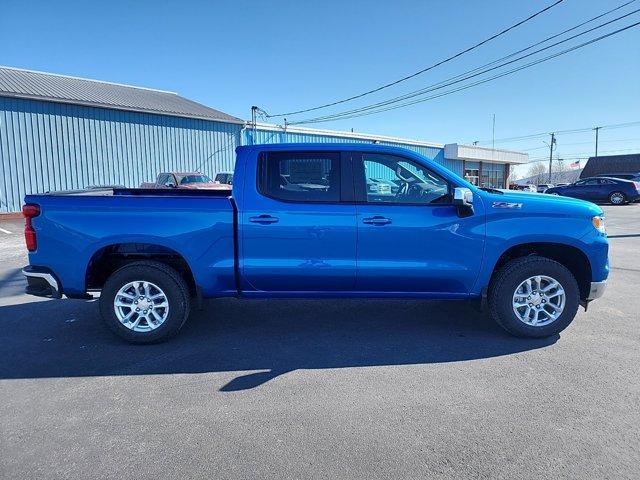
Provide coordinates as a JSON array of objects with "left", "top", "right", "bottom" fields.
[
  {"left": 609, "top": 191, "right": 626, "bottom": 205},
  {"left": 99, "top": 261, "right": 191, "bottom": 344},
  {"left": 488, "top": 256, "right": 580, "bottom": 338}
]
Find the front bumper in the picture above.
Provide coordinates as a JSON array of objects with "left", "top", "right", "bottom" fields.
[
  {"left": 22, "top": 266, "right": 62, "bottom": 298},
  {"left": 587, "top": 280, "right": 606, "bottom": 301}
]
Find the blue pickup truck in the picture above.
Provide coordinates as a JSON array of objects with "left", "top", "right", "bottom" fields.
[{"left": 22, "top": 144, "right": 609, "bottom": 343}]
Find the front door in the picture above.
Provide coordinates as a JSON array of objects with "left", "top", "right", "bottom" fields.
[
  {"left": 353, "top": 152, "right": 485, "bottom": 294},
  {"left": 240, "top": 150, "right": 357, "bottom": 292}
]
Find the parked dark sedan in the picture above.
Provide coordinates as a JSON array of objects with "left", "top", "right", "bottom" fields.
[{"left": 545, "top": 177, "right": 640, "bottom": 205}]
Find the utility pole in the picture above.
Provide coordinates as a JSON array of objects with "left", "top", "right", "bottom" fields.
[
  {"left": 548, "top": 132, "right": 556, "bottom": 183},
  {"left": 492, "top": 114, "right": 496, "bottom": 150},
  {"left": 594, "top": 126, "right": 601, "bottom": 157}
]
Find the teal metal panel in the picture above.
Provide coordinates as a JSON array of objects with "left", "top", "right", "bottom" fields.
[
  {"left": 246, "top": 128, "right": 441, "bottom": 158},
  {"left": 0, "top": 97, "right": 242, "bottom": 212}
]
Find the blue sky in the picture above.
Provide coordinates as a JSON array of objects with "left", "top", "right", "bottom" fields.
[{"left": 2, "top": 0, "right": 639, "bottom": 177}]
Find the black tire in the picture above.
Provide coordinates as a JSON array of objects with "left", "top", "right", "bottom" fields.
[
  {"left": 488, "top": 256, "right": 580, "bottom": 338},
  {"left": 99, "top": 260, "right": 191, "bottom": 344},
  {"left": 609, "top": 191, "right": 627, "bottom": 205}
]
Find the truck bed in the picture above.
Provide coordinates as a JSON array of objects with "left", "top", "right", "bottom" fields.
[{"left": 24, "top": 189, "right": 237, "bottom": 298}]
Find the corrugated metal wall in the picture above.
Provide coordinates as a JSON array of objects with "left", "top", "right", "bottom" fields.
[
  {"left": 245, "top": 127, "right": 463, "bottom": 177},
  {"left": 0, "top": 97, "right": 241, "bottom": 212},
  {"left": 0, "top": 96, "right": 468, "bottom": 213}
]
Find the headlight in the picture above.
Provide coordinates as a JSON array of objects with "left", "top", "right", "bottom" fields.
[{"left": 592, "top": 215, "right": 606, "bottom": 234}]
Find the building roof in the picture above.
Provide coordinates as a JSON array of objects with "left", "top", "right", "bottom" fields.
[
  {"left": 580, "top": 153, "right": 640, "bottom": 178},
  {"left": 516, "top": 169, "right": 582, "bottom": 185},
  {"left": 0, "top": 66, "right": 244, "bottom": 124}
]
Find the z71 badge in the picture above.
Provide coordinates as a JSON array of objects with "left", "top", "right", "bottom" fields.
[{"left": 492, "top": 201, "right": 523, "bottom": 209}]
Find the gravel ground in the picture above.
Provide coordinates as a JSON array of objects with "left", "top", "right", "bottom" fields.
[{"left": 0, "top": 206, "right": 639, "bottom": 479}]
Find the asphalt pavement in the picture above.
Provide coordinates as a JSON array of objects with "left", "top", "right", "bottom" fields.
[{"left": 0, "top": 207, "right": 639, "bottom": 479}]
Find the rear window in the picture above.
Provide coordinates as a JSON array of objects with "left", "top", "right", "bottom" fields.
[
  {"left": 258, "top": 152, "right": 341, "bottom": 202},
  {"left": 180, "top": 175, "right": 212, "bottom": 185}
]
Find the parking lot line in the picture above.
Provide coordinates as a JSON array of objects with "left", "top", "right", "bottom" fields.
[{"left": 0, "top": 227, "right": 12, "bottom": 234}]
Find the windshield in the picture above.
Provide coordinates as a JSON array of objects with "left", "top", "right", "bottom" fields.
[{"left": 179, "top": 174, "right": 212, "bottom": 185}]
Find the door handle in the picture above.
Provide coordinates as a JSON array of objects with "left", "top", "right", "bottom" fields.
[
  {"left": 363, "top": 216, "right": 392, "bottom": 225},
  {"left": 249, "top": 214, "right": 279, "bottom": 224}
]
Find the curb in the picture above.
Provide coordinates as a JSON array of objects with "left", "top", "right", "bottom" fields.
[{"left": 0, "top": 213, "right": 23, "bottom": 221}]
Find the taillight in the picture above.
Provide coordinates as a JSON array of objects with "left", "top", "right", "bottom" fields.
[{"left": 22, "top": 204, "right": 40, "bottom": 252}]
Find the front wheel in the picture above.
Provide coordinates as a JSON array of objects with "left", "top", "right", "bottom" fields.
[
  {"left": 488, "top": 256, "right": 580, "bottom": 338},
  {"left": 609, "top": 191, "right": 627, "bottom": 205},
  {"left": 99, "top": 260, "right": 191, "bottom": 344}
]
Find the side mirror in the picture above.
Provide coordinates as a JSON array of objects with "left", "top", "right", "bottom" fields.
[
  {"left": 453, "top": 187, "right": 474, "bottom": 217},
  {"left": 453, "top": 187, "right": 473, "bottom": 206}
]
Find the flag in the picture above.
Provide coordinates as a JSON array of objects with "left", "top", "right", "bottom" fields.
[{"left": 569, "top": 160, "right": 580, "bottom": 169}]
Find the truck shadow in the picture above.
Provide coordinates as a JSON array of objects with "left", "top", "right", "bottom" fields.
[
  {"left": 0, "top": 267, "right": 25, "bottom": 298},
  {"left": 0, "top": 297, "right": 557, "bottom": 391}
]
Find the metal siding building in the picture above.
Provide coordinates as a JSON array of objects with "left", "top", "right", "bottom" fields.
[
  {"left": 0, "top": 67, "right": 243, "bottom": 213},
  {"left": 0, "top": 96, "right": 241, "bottom": 212},
  {"left": 0, "top": 66, "right": 527, "bottom": 213},
  {"left": 246, "top": 124, "right": 462, "bottom": 178},
  {"left": 580, "top": 153, "right": 640, "bottom": 178}
]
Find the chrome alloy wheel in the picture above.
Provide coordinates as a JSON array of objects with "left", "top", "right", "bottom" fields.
[
  {"left": 512, "top": 275, "right": 565, "bottom": 327},
  {"left": 114, "top": 281, "right": 169, "bottom": 332},
  {"left": 610, "top": 192, "right": 625, "bottom": 204}
]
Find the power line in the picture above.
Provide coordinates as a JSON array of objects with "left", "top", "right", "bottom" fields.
[
  {"left": 290, "top": 20, "right": 640, "bottom": 125},
  {"left": 478, "top": 120, "right": 640, "bottom": 145},
  {"left": 523, "top": 137, "right": 640, "bottom": 151},
  {"left": 289, "top": 3, "right": 640, "bottom": 124},
  {"left": 527, "top": 147, "right": 640, "bottom": 162},
  {"left": 265, "top": 0, "right": 566, "bottom": 117}
]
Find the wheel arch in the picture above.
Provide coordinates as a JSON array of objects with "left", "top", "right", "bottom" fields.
[
  {"left": 85, "top": 242, "right": 197, "bottom": 295},
  {"left": 487, "top": 242, "right": 592, "bottom": 300}
]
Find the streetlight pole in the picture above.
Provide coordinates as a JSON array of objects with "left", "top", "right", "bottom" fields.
[{"left": 594, "top": 126, "right": 601, "bottom": 157}]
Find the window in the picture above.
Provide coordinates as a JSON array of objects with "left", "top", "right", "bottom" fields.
[
  {"left": 179, "top": 174, "right": 212, "bottom": 185},
  {"left": 157, "top": 174, "right": 176, "bottom": 187},
  {"left": 359, "top": 153, "right": 450, "bottom": 204},
  {"left": 157, "top": 173, "right": 168, "bottom": 184},
  {"left": 599, "top": 179, "right": 617, "bottom": 185},
  {"left": 258, "top": 152, "right": 341, "bottom": 202},
  {"left": 215, "top": 173, "right": 233, "bottom": 184},
  {"left": 481, "top": 163, "right": 506, "bottom": 189},
  {"left": 575, "top": 178, "right": 598, "bottom": 187},
  {"left": 464, "top": 168, "right": 479, "bottom": 186}
]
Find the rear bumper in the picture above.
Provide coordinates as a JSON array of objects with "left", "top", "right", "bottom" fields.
[
  {"left": 22, "top": 266, "right": 62, "bottom": 299},
  {"left": 587, "top": 280, "right": 606, "bottom": 301}
]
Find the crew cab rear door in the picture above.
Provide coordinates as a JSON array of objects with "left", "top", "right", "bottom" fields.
[
  {"left": 352, "top": 152, "right": 485, "bottom": 294},
  {"left": 239, "top": 150, "right": 357, "bottom": 292}
]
